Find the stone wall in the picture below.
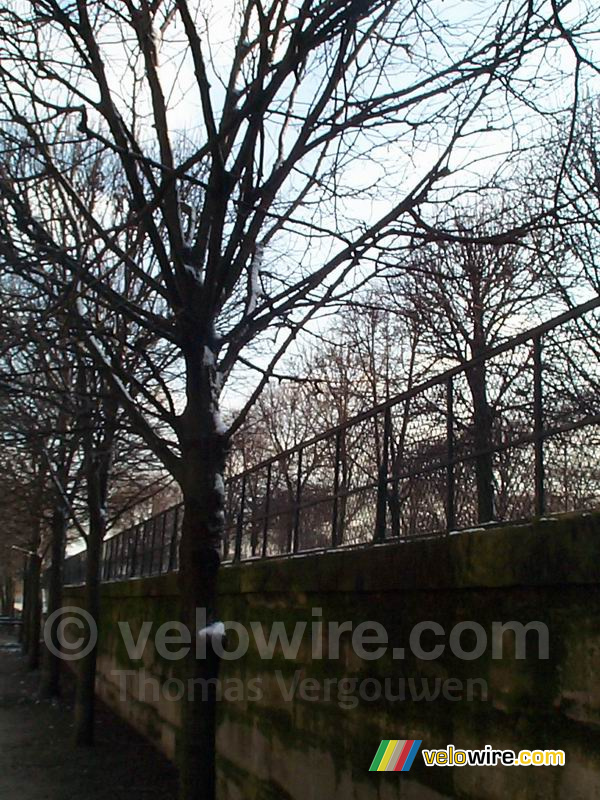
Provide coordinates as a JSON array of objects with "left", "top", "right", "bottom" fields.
[{"left": 64, "top": 512, "right": 600, "bottom": 799}]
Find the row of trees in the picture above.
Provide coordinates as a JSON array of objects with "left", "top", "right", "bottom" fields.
[
  {"left": 0, "top": 283, "right": 171, "bottom": 713},
  {"left": 234, "top": 203, "right": 600, "bottom": 554},
  {"left": 0, "top": 1, "right": 599, "bottom": 799}
]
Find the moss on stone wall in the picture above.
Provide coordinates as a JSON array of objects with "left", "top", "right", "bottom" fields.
[{"left": 71, "top": 512, "right": 600, "bottom": 800}]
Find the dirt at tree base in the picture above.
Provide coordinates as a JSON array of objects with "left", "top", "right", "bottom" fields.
[{"left": 0, "top": 635, "right": 178, "bottom": 800}]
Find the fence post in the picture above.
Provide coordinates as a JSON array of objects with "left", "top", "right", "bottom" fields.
[
  {"left": 250, "top": 478, "right": 259, "bottom": 559},
  {"left": 446, "top": 376, "right": 456, "bottom": 533},
  {"left": 157, "top": 513, "right": 165, "bottom": 574},
  {"left": 114, "top": 534, "right": 121, "bottom": 579},
  {"left": 107, "top": 538, "right": 114, "bottom": 581},
  {"left": 291, "top": 448, "right": 303, "bottom": 554},
  {"left": 168, "top": 506, "right": 180, "bottom": 572},
  {"left": 262, "top": 463, "right": 272, "bottom": 559},
  {"left": 234, "top": 476, "right": 246, "bottom": 563},
  {"left": 374, "top": 408, "right": 391, "bottom": 542},
  {"left": 130, "top": 525, "right": 139, "bottom": 578},
  {"left": 149, "top": 518, "right": 158, "bottom": 576},
  {"left": 533, "top": 334, "right": 545, "bottom": 516},
  {"left": 139, "top": 522, "right": 147, "bottom": 576},
  {"left": 124, "top": 529, "right": 131, "bottom": 577}
]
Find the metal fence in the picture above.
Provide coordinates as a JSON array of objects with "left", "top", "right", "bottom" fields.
[{"left": 63, "top": 296, "right": 600, "bottom": 586}]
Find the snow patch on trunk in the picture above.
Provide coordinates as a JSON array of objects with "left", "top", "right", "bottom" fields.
[
  {"left": 197, "top": 621, "right": 226, "bottom": 643},
  {"left": 183, "top": 262, "right": 203, "bottom": 285},
  {"left": 214, "top": 473, "right": 225, "bottom": 499},
  {"left": 212, "top": 407, "right": 228, "bottom": 435},
  {"left": 246, "top": 244, "right": 263, "bottom": 315},
  {"left": 203, "top": 346, "right": 216, "bottom": 367}
]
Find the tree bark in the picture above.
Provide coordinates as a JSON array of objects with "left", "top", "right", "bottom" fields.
[
  {"left": 20, "top": 561, "right": 31, "bottom": 652},
  {"left": 176, "top": 399, "right": 226, "bottom": 800},
  {"left": 74, "top": 386, "right": 116, "bottom": 746},
  {"left": 19, "top": 557, "right": 29, "bottom": 656},
  {"left": 73, "top": 519, "right": 102, "bottom": 745},
  {"left": 1, "top": 578, "right": 15, "bottom": 617},
  {"left": 39, "top": 505, "right": 67, "bottom": 698},
  {"left": 469, "top": 361, "right": 494, "bottom": 522},
  {"left": 467, "top": 291, "right": 494, "bottom": 524},
  {"left": 23, "top": 465, "right": 47, "bottom": 660},
  {"left": 463, "top": 263, "right": 495, "bottom": 524},
  {"left": 26, "top": 555, "right": 42, "bottom": 670}
]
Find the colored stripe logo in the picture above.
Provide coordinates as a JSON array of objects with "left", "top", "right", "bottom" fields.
[{"left": 369, "top": 739, "right": 422, "bottom": 772}]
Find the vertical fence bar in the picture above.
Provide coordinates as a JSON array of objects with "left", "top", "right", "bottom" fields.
[
  {"left": 121, "top": 530, "right": 129, "bottom": 580},
  {"left": 137, "top": 523, "right": 144, "bottom": 577},
  {"left": 139, "top": 522, "right": 147, "bottom": 577},
  {"left": 533, "top": 334, "right": 545, "bottom": 516},
  {"left": 234, "top": 475, "right": 246, "bottom": 563},
  {"left": 102, "top": 540, "right": 107, "bottom": 581},
  {"left": 104, "top": 538, "right": 110, "bottom": 581},
  {"left": 331, "top": 430, "right": 342, "bottom": 548},
  {"left": 110, "top": 537, "right": 116, "bottom": 580},
  {"left": 128, "top": 529, "right": 135, "bottom": 577},
  {"left": 120, "top": 533, "right": 127, "bottom": 577},
  {"left": 130, "top": 525, "right": 139, "bottom": 577},
  {"left": 118, "top": 534, "right": 124, "bottom": 578},
  {"left": 154, "top": 518, "right": 161, "bottom": 575},
  {"left": 145, "top": 520, "right": 153, "bottom": 576},
  {"left": 168, "top": 506, "right": 180, "bottom": 572},
  {"left": 114, "top": 535, "right": 121, "bottom": 579},
  {"left": 150, "top": 517, "right": 158, "bottom": 576},
  {"left": 120, "top": 534, "right": 125, "bottom": 577},
  {"left": 291, "top": 448, "right": 303, "bottom": 554},
  {"left": 114, "top": 536, "right": 120, "bottom": 579},
  {"left": 159, "top": 512, "right": 167, "bottom": 574},
  {"left": 374, "top": 408, "right": 391, "bottom": 543},
  {"left": 129, "top": 528, "right": 136, "bottom": 577},
  {"left": 118, "top": 534, "right": 125, "bottom": 578},
  {"left": 446, "top": 376, "right": 456, "bottom": 533},
  {"left": 251, "top": 478, "right": 258, "bottom": 559},
  {"left": 124, "top": 530, "right": 131, "bottom": 577},
  {"left": 261, "top": 462, "right": 272, "bottom": 558},
  {"left": 108, "top": 538, "right": 115, "bottom": 581},
  {"left": 108, "top": 536, "right": 115, "bottom": 581}
]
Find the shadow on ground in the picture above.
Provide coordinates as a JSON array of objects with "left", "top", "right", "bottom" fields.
[{"left": 0, "top": 635, "right": 178, "bottom": 800}]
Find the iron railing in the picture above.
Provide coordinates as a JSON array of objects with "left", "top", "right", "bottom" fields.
[{"left": 63, "top": 296, "right": 600, "bottom": 586}]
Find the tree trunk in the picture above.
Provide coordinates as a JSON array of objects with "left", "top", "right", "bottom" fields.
[
  {"left": 74, "top": 385, "right": 117, "bottom": 746},
  {"left": 23, "top": 467, "right": 47, "bottom": 659},
  {"left": 26, "top": 555, "right": 42, "bottom": 670},
  {"left": 469, "top": 361, "right": 494, "bottom": 522},
  {"left": 467, "top": 302, "right": 495, "bottom": 526},
  {"left": 73, "top": 521, "right": 102, "bottom": 745},
  {"left": 39, "top": 505, "right": 67, "bottom": 698},
  {"left": 466, "top": 276, "right": 494, "bottom": 524},
  {"left": 1, "top": 578, "right": 15, "bottom": 617},
  {"left": 20, "top": 560, "right": 29, "bottom": 649},
  {"left": 74, "top": 456, "right": 108, "bottom": 746},
  {"left": 177, "top": 403, "right": 226, "bottom": 800}
]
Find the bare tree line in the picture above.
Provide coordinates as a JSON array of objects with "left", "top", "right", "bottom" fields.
[{"left": 0, "top": 1, "right": 599, "bottom": 798}]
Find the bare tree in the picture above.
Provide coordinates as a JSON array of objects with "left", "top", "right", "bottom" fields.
[
  {"left": 381, "top": 204, "right": 561, "bottom": 522},
  {"left": 0, "top": 1, "right": 599, "bottom": 796}
]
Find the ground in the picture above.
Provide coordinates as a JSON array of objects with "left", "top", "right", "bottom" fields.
[{"left": 0, "top": 634, "right": 178, "bottom": 800}]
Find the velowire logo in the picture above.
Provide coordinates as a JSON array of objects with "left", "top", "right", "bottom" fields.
[{"left": 369, "top": 739, "right": 422, "bottom": 772}]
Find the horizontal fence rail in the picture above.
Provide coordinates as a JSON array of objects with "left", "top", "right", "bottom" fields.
[{"left": 63, "top": 297, "right": 600, "bottom": 586}]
